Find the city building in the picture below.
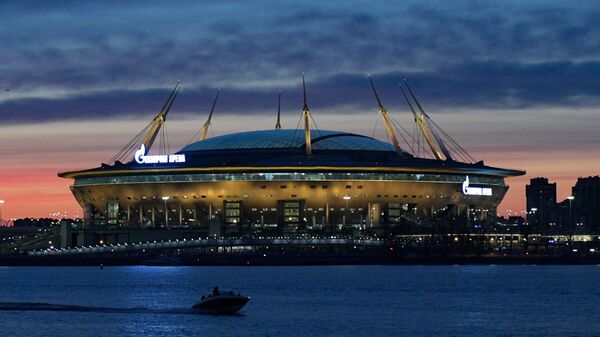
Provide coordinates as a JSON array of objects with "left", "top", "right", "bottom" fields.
[
  {"left": 572, "top": 176, "right": 600, "bottom": 233},
  {"left": 526, "top": 177, "right": 557, "bottom": 234}
]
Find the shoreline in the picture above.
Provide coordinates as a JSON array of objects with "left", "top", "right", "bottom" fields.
[{"left": 2, "top": 253, "right": 600, "bottom": 266}]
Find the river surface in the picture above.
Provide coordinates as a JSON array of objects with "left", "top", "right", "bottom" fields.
[{"left": 0, "top": 265, "right": 599, "bottom": 337}]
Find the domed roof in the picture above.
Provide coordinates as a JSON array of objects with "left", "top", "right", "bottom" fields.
[{"left": 180, "top": 129, "right": 396, "bottom": 153}]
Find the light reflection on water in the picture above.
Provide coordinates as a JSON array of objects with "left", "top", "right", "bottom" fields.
[{"left": 1, "top": 265, "right": 599, "bottom": 337}]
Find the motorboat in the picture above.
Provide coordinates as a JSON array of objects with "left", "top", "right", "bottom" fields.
[{"left": 192, "top": 287, "right": 250, "bottom": 315}]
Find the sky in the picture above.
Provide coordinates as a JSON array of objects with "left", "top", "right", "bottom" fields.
[{"left": 1, "top": 0, "right": 599, "bottom": 219}]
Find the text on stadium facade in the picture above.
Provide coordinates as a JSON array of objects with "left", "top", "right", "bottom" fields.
[
  {"left": 462, "top": 175, "right": 492, "bottom": 196},
  {"left": 134, "top": 144, "right": 186, "bottom": 164}
]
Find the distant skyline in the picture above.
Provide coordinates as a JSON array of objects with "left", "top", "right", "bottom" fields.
[{"left": 1, "top": 1, "right": 599, "bottom": 219}]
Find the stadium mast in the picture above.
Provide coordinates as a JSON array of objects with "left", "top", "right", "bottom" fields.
[
  {"left": 192, "top": 88, "right": 220, "bottom": 142},
  {"left": 108, "top": 81, "right": 181, "bottom": 164},
  {"left": 399, "top": 80, "right": 476, "bottom": 163},
  {"left": 302, "top": 74, "right": 312, "bottom": 156},
  {"left": 141, "top": 81, "right": 181, "bottom": 152},
  {"left": 399, "top": 84, "right": 446, "bottom": 160},
  {"left": 275, "top": 90, "right": 282, "bottom": 130},
  {"left": 403, "top": 80, "right": 452, "bottom": 160},
  {"left": 368, "top": 75, "right": 404, "bottom": 155}
]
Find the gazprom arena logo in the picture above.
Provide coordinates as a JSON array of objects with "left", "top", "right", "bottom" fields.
[
  {"left": 134, "top": 144, "right": 186, "bottom": 164},
  {"left": 462, "top": 175, "right": 492, "bottom": 196}
]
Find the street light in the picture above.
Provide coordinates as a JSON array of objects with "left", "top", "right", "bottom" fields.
[
  {"left": 162, "top": 196, "right": 170, "bottom": 227},
  {"left": 343, "top": 194, "right": 351, "bottom": 227},
  {"left": 529, "top": 207, "right": 538, "bottom": 232},
  {"left": 567, "top": 196, "right": 574, "bottom": 233}
]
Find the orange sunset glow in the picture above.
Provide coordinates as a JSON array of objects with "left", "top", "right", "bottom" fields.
[
  {"left": 1, "top": 108, "right": 598, "bottom": 220},
  {"left": 1, "top": 0, "right": 599, "bottom": 222}
]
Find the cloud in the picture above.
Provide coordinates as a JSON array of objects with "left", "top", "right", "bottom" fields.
[
  {"left": 2, "top": 60, "right": 600, "bottom": 123},
  {"left": 1, "top": 1, "right": 599, "bottom": 89},
  {"left": 1, "top": 1, "right": 600, "bottom": 123}
]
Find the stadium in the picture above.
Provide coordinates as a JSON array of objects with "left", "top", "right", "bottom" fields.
[{"left": 58, "top": 77, "right": 524, "bottom": 245}]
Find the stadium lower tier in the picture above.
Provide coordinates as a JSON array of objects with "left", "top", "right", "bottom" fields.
[{"left": 70, "top": 172, "right": 508, "bottom": 233}]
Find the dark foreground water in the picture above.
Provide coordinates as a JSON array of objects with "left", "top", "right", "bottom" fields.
[{"left": 0, "top": 265, "right": 599, "bottom": 337}]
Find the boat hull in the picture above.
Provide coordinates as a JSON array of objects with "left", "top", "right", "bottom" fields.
[{"left": 192, "top": 295, "right": 250, "bottom": 315}]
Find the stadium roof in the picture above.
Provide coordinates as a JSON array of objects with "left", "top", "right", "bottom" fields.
[
  {"left": 180, "top": 130, "right": 398, "bottom": 153},
  {"left": 59, "top": 129, "right": 525, "bottom": 179}
]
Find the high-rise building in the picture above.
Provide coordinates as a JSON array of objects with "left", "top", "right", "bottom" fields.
[
  {"left": 526, "top": 177, "right": 557, "bottom": 234},
  {"left": 572, "top": 176, "right": 600, "bottom": 234}
]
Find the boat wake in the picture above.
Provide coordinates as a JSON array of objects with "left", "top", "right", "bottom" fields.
[{"left": 0, "top": 302, "right": 199, "bottom": 315}]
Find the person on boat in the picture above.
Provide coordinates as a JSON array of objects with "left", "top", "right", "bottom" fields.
[{"left": 213, "top": 286, "right": 220, "bottom": 296}]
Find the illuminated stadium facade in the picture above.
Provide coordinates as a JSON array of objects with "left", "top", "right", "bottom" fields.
[{"left": 58, "top": 78, "right": 524, "bottom": 243}]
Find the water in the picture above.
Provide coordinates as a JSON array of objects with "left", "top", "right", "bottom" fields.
[{"left": 0, "top": 265, "right": 599, "bottom": 337}]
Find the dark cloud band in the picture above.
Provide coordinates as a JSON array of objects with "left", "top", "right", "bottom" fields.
[{"left": 2, "top": 60, "right": 600, "bottom": 123}]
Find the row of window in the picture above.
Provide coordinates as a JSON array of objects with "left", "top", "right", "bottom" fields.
[
  {"left": 78, "top": 193, "right": 471, "bottom": 203},
  {"left": 75, "top": 172, "right": 505, "bottom": 187}
]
